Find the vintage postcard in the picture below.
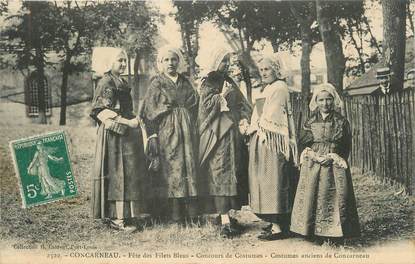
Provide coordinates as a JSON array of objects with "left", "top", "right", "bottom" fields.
[{"left": 9, "top": 131, "right": 78, "bottom": 208}]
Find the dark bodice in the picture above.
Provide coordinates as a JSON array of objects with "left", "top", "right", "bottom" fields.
[
  {"left": 139, "top": 73, "right": 199, "bottom": 135},
  {"left": 90, "top": 73, "right": 135, "bottom": 122},
  {"left": 300, "top": 111, "right": 351, "bottom": 159},
  {"left": 113, "top": 86, "right": 134, "bottom": 118}
]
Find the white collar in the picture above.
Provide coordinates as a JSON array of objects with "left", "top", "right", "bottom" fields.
[
  {"left": 321, "top": 112, "right": 330, "bottom": 120},
  {"left": 165, "top": 73, "right": 179, "bottom": 84}
]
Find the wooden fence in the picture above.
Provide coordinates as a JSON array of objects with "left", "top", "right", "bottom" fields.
[{"left": 344, "top": 87, "right": 414, "bottom": 194}]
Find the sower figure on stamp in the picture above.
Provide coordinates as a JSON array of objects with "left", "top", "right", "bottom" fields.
[
  {"left": 140, "top": 46, "right": 200, "bottom": 225},
  {"left": 90, "top": 48, "right": 148, "bottom": 231},
  {"left": 243, "top": 54, "right": 298, "bottom": 241},
  {"left": 197, "top": 47, "right": 252, "bottom": 237},
  {"left": 27, "top": 141, "right": 66, "bottom": 199},
  {"left": 290, "top": 83, "right": 360, "bottom": 245}
]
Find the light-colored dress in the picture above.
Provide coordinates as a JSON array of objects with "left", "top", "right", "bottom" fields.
[{"left": 248, "top": 80, "right": 298, "bottom": 214}]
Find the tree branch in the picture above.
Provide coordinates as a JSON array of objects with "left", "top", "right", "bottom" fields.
[
  {"left": 363, "top": 16, "right": 382, "bottom": 55},
  {"left": 346, "top": 18, "right": 365, "bottom": 74}
]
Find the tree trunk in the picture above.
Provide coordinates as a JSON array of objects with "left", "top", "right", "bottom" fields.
[
  {"left": 29, "top": 1, "right": 46, "bottom": 124},
  {"left": 406, "top": 1, "right": 414, "bottom": 36},
  {"left": 290, "top": 1, "right": 314, "bottom": 119},
  {"left": 316, "top": 0, "right": 345, "bottom": 96},
  {"left": 300, "top": 22, "right": 313, "bottom": 119},
  {"left": 184, "top": 24, "right": 196, "bottom": 79},
  {"left": 133, "top": 50, "right": 141, "bottom": 79},
  {"left": 194, "top": 25, "right": 200, "bottom": 63},
  {"left": 133, "top": 50, "right": 141, "bottom": 114},
  {"left": 180, "top": 23, "right": 188, "bottom": 68},
  {"left": 179, "top": 21, "right": 196, "bottom": 79},
  {"left": 382, "top": 0, "right": 407, "bottom": 92},
  {"left": 240, "top": 47, "right": 253, "bottom": 104},
  {"left": 127, "top": 55, "right": 132, "bottom": 87},
  {"left": 35, "top": 49, "right": 47, "bottom": 124},
  {"left": 238, "top": 27, "right": 246, "bottom": 52},
  {"left": 59, "top": 58, "right": 70, "bottom": 126}
]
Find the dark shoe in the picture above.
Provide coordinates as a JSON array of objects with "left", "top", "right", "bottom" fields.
[
  {"left": 108, "top": 219, "right": 137, "bottom": 232},
  {"left": 125, "top": 218, "right": 147, "bottom": 232},
  {"left": 108, "top": 219, "right": 124, "bottom": 231},
  {"left": 261, "top": 223, "right": 273, "bottom": 232},
  {"left": 258, "top": 230, "right": 289, "bottom": 241},
  {"left": 220, "top": 223, "right": 242, "bottom": 238},
  {"left": 229, "top": 217, "right": 245, "bottom": 233}
]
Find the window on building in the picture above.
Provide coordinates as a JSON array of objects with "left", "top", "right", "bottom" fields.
[{"left": 25, "top": 71, "right": 52, "bottom": 117}]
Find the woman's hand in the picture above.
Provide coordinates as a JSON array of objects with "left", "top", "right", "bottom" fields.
[
  {"left": 238, "top": 119, "right": 250, "bottom": 135},
  {"left": 103, "top": 118, "right": 114, "bottom": 128},
  {"left": 114, "top": 117, "right": 139, "bottom": 128},
  {"left": 257, "top": 129, "right": 267, "bottom": 143},
  {"left": 127, "top": 118, "right": 139, "bottom": 129},
  {"left": 320, "top": 156, "right": 333, "bottom": 166},
  {"left": 221, "top": 81, "right": 233, "bottom": 97},
  {"left": 219, "top": 96, "right": 230, "bottom": 112}
]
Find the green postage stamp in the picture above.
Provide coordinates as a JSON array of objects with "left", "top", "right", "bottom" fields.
[{"left": 9, "top": 131, "right": 78, "bottom": 208}]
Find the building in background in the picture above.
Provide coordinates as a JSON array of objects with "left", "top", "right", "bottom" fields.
[{"left": 345, "top": 37, "right": 414, "bottom": 96}]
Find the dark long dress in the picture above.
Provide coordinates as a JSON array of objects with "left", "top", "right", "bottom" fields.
[
  {"left": 90, "top": 72, "right": 147, "bottom": 219},
  {"left": 198, "top": 71, "right": 252, "bottom": 214},
  {"left": 290, "top": 111, "right": 360, "bottom": 238},
  {"left": 140, "top": 73, "right": 199, "bottom": 221}
]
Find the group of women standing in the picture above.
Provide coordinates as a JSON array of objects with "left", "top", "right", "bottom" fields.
[{"left": 90, "top": 45, "right": 360, "bottom": 244}]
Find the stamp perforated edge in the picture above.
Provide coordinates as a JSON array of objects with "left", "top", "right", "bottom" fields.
[{"left": 8, "top": 130, "right": 79, "bottom": 209}]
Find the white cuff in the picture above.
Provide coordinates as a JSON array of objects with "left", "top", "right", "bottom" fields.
[
  {"left": 300, "top": 147, "right": 324, "bottom": 164},
  {"left": 326, "top": 153, "right": 348, "bottom": 169},
  {"left": 148, "top": 134, "right": 158, "bottom": 140},
  {"left": 97, "top": 109, "right": 118, "bottom": 122}
]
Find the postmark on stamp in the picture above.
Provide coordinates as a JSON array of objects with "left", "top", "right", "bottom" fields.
[{"left": 9, "top": 131, "right": 78, "bottom": 208}]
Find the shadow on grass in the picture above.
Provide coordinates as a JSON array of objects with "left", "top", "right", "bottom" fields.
[
  {"left": 345, "top": 170, "right": 414, "bottom": 248},
  {"left": 355, "top": 213, "right": 414, "bottom": 247}
]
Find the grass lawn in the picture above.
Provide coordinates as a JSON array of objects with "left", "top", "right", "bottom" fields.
[{"left": 0, "top": 120, "right": 413, "bottom": 263}]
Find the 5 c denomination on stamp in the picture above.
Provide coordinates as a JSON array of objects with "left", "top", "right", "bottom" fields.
[{"left": 9, "top": 131, "right": 78, "bottom": 208}]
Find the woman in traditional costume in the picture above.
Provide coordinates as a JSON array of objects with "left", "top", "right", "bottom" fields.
[
  {"left": 197, "top": 47, "right": 252, "bottom": 237},
  {"left": 140, "top": 46, "right": 199, "bottom": 224},
  {"left": 246, "top": 54, "right": 298, "bottom": 240},
  {"left": 290, "top": 83, "right": 360, "bottom": 244},
  {"left": 227, "top": 54, "right": 251, "bottom": 205},
  {"left": 90, "top": 48, "right": 147, "bottom": 231}
]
